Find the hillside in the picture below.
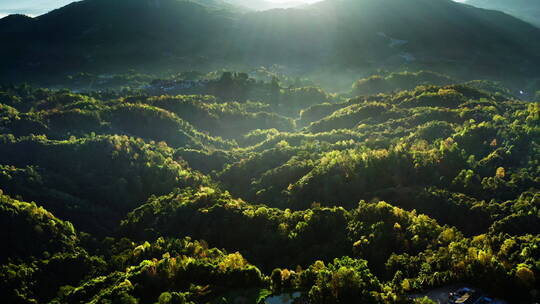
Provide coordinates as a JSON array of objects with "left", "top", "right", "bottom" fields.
[
  {"left": 0, "top": 71, "right": 539, "bottom": 303},
  {"left": 466, "top": 0, "right": 540, "bottom": 27},
  {"left": 0, "top": 0, "right": 236, "bottom": 80},
  {"left": 2, "top": 0, "right": 540, "bottom": 83},
  {"left": 1, "top": 0, "right": 540, "bottom": 303}
]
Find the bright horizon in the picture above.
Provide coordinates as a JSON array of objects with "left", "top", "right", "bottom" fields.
[
  {"left": 0, "top": 0, "right": 467, "bottom": 19},
  {"left": 0, "top": 0, "right": 317, "bottom": 18},
  {"left": 0, "top": 0, "right": 74, "bottom": 18}
]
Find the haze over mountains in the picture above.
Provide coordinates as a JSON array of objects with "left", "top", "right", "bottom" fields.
[
  {"left": 225, "top": 0, "right": 316, "bottom": 11},
  {"left": 0, "top": 0, "right": 73, "bottom": 17},
  {"left": 0, "top": 0, "right": 315, "bottom": 16},
  {"left": 1, "top": 0, "right": 540, "bottom": 83},
  {"left": 465, "top": 0, "right": 540, "bottom": 28}
]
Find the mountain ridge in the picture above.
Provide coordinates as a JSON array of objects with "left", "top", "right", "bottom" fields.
[
  {"left": 465, "top": 0, "right": 540, "bottom": 27},
  {"left": 1, "top": 0, "right": 540, "bottom": 82}
]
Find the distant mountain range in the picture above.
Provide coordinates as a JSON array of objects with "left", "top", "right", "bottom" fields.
[
  {"left": 465, "top": 0, "right": 540, "bottom": 27},
  {"left": 1, "top": 0, "right": 540, "bottom": 82},
  {"left": 224, "top": 0, "right": 312, "bottom": 11},
  {"left": 0, "top": 0, "right": 74, "bottom": 17}
]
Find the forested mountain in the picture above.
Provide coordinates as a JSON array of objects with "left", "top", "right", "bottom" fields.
[
  {"left": 465, "top": 0, "right": 540, "bottom": 27},
  {"left": 1, "top": 0, "right": 540, "bottom": 302},
  {"left": 2, "top": 0, "right": 540, "bottom": 83},
  {"left": 0, "top": 70, "right": 539, "bottom": 303}
]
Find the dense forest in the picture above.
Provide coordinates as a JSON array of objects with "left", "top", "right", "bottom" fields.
[
  {"left": 1, "top": 0, "right": 540, "bottom": 303},
  {"left": 0, "top": 68, "right": 538, "bottom": 303}
]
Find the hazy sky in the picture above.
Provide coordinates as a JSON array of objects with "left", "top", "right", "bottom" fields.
[
  {"left": 0, "top": 0, "right": 466, "bottom": 19},
  {"left": 0, "top": 0, "right": 74, "bottom": 18}
]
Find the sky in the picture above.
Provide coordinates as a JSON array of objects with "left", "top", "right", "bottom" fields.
[
  {"left": 0, "top": 0, "right": 74, "bottom": 18},
  {"left": 0, "top": 0, "right": 466, "bottom": 19}
]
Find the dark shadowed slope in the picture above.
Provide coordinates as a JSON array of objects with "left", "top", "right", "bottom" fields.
[{"left": 1, "top": 0, "right": 540, "bottom": 81}]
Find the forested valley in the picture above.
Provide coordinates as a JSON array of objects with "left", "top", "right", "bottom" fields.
[
  {"left": 0, "top": 69, "right": 539, "bottom": 303},
  {"left": 1, "top": 0, "right": 540, "bottom": 303}
]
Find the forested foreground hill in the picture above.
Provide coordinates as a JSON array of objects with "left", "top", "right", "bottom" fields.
[{"left": 0, "top": 72, "right": 539, "bottom": 303}]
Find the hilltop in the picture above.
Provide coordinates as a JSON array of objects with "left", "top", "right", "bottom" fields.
[{"left": 0, "top": 72, "right": 539, "bottom": 303}]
